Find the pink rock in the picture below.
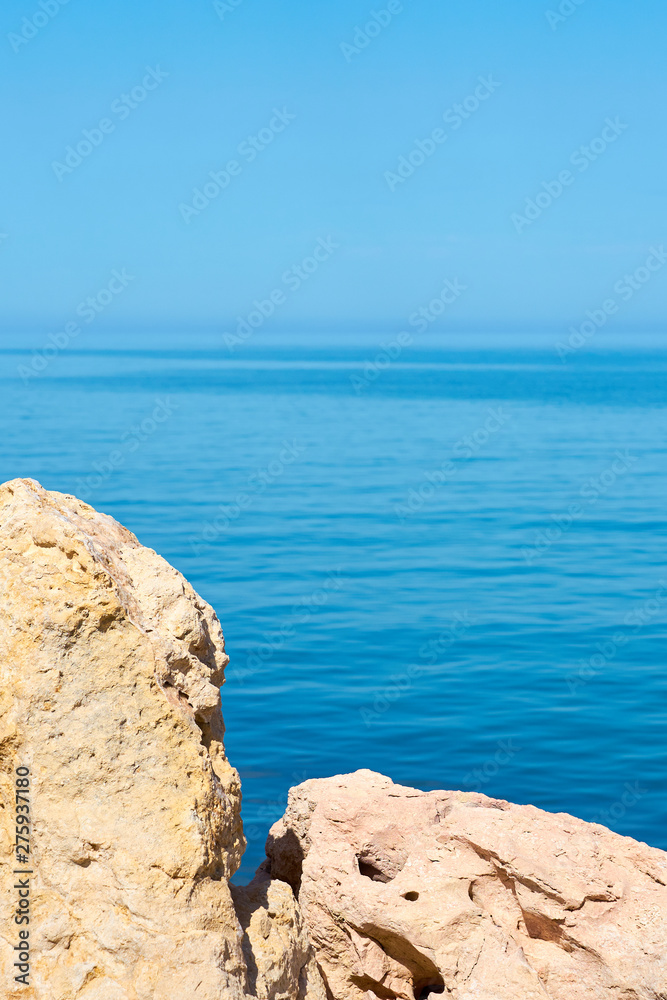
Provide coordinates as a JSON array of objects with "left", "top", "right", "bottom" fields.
[{"left": 266, "top": 769, "right": 667, "bottom": 1000}]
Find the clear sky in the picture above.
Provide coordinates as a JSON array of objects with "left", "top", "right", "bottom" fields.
[{"left": 1, "top": 0, "right": 665, "bottom": 334}]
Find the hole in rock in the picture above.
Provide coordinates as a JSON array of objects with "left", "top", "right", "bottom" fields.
[
  {"left": 403, "top": 891, "right": 419, "bottom": 901},
  {"left": 73, "top": 858, "right": 92, "bottom": 868},
  {"left": 416, "top": 983, "right": 445, "bottom": 999},
  {"left": 358, "top": 858, "right": 395, "bottom": 883},
  {"left": 356, "top": 846, "right": 406, "bottom": 884}
]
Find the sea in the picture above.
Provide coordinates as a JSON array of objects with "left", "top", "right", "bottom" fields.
[{"left": 1, "top": 331, "right": 665, "bottom": 882}]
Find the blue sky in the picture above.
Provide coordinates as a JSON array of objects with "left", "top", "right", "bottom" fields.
[{"left": 0, "top": 0, "right": 665, "bottom": 333}]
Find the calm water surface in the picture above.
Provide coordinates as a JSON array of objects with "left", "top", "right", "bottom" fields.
[{"left": 1, "top": 337, "right": 665, "bottom": 880}]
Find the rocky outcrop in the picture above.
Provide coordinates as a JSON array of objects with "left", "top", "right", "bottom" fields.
[
  {"left": 266, "top": 770, "right": 667, "bottom": 1000},
  {"left": 3, "top": 478, "right": 667, "bottom": 1000},
  {"left": 0, "top": 479, "right": 321, "bottom": 1000}
]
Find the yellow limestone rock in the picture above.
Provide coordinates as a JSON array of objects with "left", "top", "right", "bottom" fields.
[{"left": 0, "top": 479, "right": 321, "bottom": 1000}]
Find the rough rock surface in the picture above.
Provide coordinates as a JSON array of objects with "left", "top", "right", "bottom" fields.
[
  {"left": 231, "top": 871, "right": 327, "bottom": 1000},
  {"left": 0, "top": 479, "right": 320, "bottom": 1000},
  {"left": 266, "top": 769, "right": 667, "bottom": 1000}
]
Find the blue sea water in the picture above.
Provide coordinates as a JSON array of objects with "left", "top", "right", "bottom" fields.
[{"left": 1, "top": 334, "right": 665, "bottom": 881}]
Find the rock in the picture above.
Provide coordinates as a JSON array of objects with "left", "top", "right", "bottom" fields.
[
  {"left": 266, "top": 769, "right": 667, "bottom": 1000},
  {"left": 5, "top": 477, "right": 666, "bottom": 1000},
  {"left": 231, "top": 869, "right": 327, "bottom": 1000},
  {"left": 0, "top": 479, "right": 318, "bottom": 1000}
]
